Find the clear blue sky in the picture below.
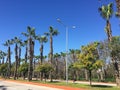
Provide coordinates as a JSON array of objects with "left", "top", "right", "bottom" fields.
[{"left": 0, "top": 0, "right": 119, "bottom": 61}]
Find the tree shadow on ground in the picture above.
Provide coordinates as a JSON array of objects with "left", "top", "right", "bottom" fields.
[
  {"left": 0, "top": 85, "right": 7, "bottom": 90},
  {"left": 48, "top": 81, "right": 60, "bottom": 83},
  {"left": 91, "top": 85, "right": 113, "bottom": 88}
]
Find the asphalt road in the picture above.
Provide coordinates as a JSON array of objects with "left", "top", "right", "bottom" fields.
[{"left": 0, "top": 80, "right": 63, "bottom": 90}]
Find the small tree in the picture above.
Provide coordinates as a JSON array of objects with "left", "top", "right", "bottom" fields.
[
  {"left": 35, "top": 63, "right": 53, "bottom": 82},
  {"left": 0, "top": 63, "right": 8, "bottom": 78},
  {"left": 77, "top": 42, "right": 103, "bottom": 86},
  {"left": 18, "top": 63, "right": 28, "bottom": 80}
]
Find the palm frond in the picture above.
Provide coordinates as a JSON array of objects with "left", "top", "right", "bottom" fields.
[
  {"left": 21, "top": 32, "right": 29, "bottom": 37},
  {"left": 52, "top": 30, "right": 59, "bottom": 36},
  {"left": 44, "top": 32, "right": 49, "bottom": 36},
  {"left": 99, "top": 3, "right": 113, "bottom": 20}
]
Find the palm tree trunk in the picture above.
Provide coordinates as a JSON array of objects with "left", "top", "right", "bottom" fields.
[
  {"left": 18, "top": 47, "right": 21, "bottom": 67},
  {"left": 33, "top": 58, "right": 35, "bottom": 78},
  {"left": 14, "top": 44, "right": 18, "bottom": 80},
  {"left": 40, "top": 44, "right": 43, "bottom": 81},
  {"left": 106, "top": 20, "right": 112, "bottom": 42},
  {"left": 32, "top": 41, "right": 35, "bottom": 78},
  {"left": 50, "top": 36, "right": 53, "bottom": 82},
  {"left": 89, "top": 70, "right": 92, "bottom": 86},
  {"left": 25, "top": 46, "right": 28, "bottom": 63},
  {"left": 40, "top": 44, "right": 43, "bottom": 64},
  {"left": 8, "top": 46, "right": 11, "bottom": 79},
  {"left": 28, "top": 38, "right": 33, "bottom": 81}
]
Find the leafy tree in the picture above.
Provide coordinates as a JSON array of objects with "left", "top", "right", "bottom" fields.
[
  {"left": 18, "top": 63, "right": 28, "bottom": 80},
  {"left": 0, "top": 63, "right": 8, "bottom": 78},
  {"left": 77, "top": 42, "right": 103, "bottom": 86},
  {"left": 35, "top": 63, "right": 53, "bottom": 82},
  {"left": 44, "top": 26, "right": 59, "bottom": 82}
]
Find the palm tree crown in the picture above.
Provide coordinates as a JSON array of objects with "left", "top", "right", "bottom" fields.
[{"left": 99, "top": 3, "right": 113, "bottom": 20}]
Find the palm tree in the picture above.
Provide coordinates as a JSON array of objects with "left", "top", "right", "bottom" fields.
[
  {"left": 22, "top": 26, "right": 36, "bottom": 81},
  {"left": 44, "top": 26, "right": 59, "bottom": 82},
  {"left": 99, "top": 3, "right": 113, "bottom": 42},
  {"left": 22, "top": 40, "right": 28, "bottom": 63},
  {"left": 99, "top": 3, "right": 120, "bottom": 87},
  {"left": 36, "top": 35, "right": 48, "bottom": 64},
  {"left": 11, "top": 37, "right": 20, "bottom": 80},
  {"left": 3, "top": 40, "right": 13, "bottom": 78},
  {"left": 110, "top": 36, "right": 120, "bottom": 86},
  {"left": 18, "top": 39, "right": 24, "bottom": 67},
  {"left": 36, "top": 35, "right": 48, "bottom": 81}
]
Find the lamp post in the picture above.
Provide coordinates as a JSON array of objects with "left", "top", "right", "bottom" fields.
[{"left": 57, "top": 18, "right": 75, "bottom": 84}]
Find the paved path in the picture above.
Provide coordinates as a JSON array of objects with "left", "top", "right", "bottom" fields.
[
  {"left": 75, "top": 81, "right": 116, "bottom": 86},
  {"left": 0, "top": 80, "right": 63, "bottom": 90}
]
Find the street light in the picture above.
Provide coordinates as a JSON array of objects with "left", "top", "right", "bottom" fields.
[{"left": 57, "top": 18, "right": 76, "bottom": 84}]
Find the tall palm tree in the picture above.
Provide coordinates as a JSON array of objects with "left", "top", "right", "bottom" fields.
[
  {"left": 99, "top": 3, "right": 120, "bottom": 87},
  {"left": 18, "top": 39, "right": 24, "bottom": 67},
  {"left": 3, "top": 40, "right": 13, "bottom": 78},
  {"left": 11, "top": 37, "right": 20, "bottom": 80},
  {"left": 36, "top": 35, "right": 48, "bottom": 64},
  {"left": 44, "top": 26, "right": 59, "bottom": 82},
  {"left": 36, "top": 35, "right": 48, "bottom": 81},
  {"left": 22, "top": 40, "right": 28, "bottom": 63},
  {"left": 22, "top": 26, "right": 36, "bottom": 81},
  {"left": 99, "top": 3, "right": 113, "bottom": 42}
]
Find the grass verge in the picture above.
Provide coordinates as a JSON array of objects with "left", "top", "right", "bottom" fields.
[{"left": 1, "top": 78, "right": 119, "bottom": 90}]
